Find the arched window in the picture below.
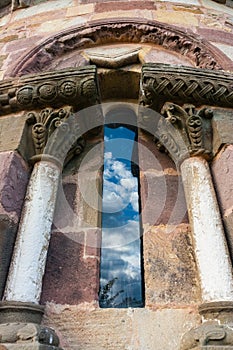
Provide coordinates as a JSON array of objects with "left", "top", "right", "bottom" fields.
[{"left": 99, "top": 107, "right": 144, "bottom": 308}]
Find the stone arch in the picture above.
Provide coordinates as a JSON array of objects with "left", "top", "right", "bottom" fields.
[{"left": 8, "top": 18, "right": 233, "bottom": 78}]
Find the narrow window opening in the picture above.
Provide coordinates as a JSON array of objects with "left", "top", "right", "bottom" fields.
[{"left": 99, "top": 108, "right": 144, "bottom": 308}]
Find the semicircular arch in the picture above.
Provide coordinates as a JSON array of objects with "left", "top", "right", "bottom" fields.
[{"left": 8, "top": 18, "right": 232, "bottom": 78}]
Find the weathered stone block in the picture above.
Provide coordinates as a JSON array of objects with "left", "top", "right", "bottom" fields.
[
  {"left": 212, "top": 110, "right": 233, "bottom": 155},
  {"left": 143, "top": 224, "right": 200, "bottom": 305},
  {"left": 0, "top": 151, "right": 29, "bottom": 220},
  {"left": 0, "top": 114, "right": 29, "bottom": 157},
  {"left": 43, "top": 304, "right": 200, "bottom": 350},
  {"left": 138, "top": 133, "right": 177, "bottom": 172},
  {"left": 0, "top": 216, "right": 18, "bottom": 298},
  {"left": 212, "top": 145, "right": 233, "bottom": 259},
  {"left": 95, "top": 1, "right": 156, "bottom": 12},
  {"left": 85, "top": 228, "right": 101, "bottom": 257},
  {"left": 140, "top": 171, "right": 188, "bottom": 225},
  {"left": 41, "top": 231, "right": 99, "bottom": 304},
  {"left": 0, "top": 151, "right": 29, "bottom": 297}
]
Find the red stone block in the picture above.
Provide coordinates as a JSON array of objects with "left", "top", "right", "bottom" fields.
[
  {"left": 212, "top": 145, "right": 233, "bottom": 259},
  {"left": 0, "top": 151, "right": 29, "bottom": 222},
  {"left": 212, "top": 145, "right": 233, "bottom": 214},
  {"left": 95, "top": 1, "right": 156, "bottom": 12},
  {"left": 41, "top": 231, "right": 100, "bottom": 304},
  {"left": 52, "top": 181, "right": 77, "bottom": 230},
  {"left": 138, "top": 135, "right": 176, "bottom": 172},
  {"left": 197, "top": 28, "right": 233, "bottom": 46},
  {"left": 0, "top": 151, "right": 29, "bottom": 298},
  {"left": 140, "top": 171, "right": 188, "bottom": 226}
]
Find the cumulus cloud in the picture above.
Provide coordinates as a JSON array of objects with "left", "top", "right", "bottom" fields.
[{"left": 102, "top": 152, "right": 139, "bottom": 214}]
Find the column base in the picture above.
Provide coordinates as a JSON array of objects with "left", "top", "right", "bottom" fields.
[
  {"left": 0, "top": 301, "right": 44, "bottom": 324},
  {"left": 0, "top": 323, "right": 62, "bottom": 350},
  {"left": 180, "top": 302, "right": 233, "bottom": 350},
  {"left": 0, "top": 303, "right": 62, "bottom": 350},
  {"left": 199, "top": 301, "right": 233, "bottom": 324}
]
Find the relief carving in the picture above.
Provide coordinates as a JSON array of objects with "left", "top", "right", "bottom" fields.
[
  {"left": 28, "top": 107, "right": 85, "bottom": 165},
  {"left": 0, "top": 66, "right": 100, "bottom": 116},
  {"left": 152, "top": 102, "right": 213, "bottom": 164},
  {"left": 180, "top": 323, "right": 233, "bottom": 349},
  {"left": 0, "top": 322, "right": 60, "bottom": 347},
  {"left": 9, "top": 19, "right": 229, "bottom": 77},
  {"left": 140, "top": 63, "right": 233, "bottom": 111}
]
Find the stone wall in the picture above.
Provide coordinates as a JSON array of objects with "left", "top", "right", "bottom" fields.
[
  {"left": 0, "top": 0, "right": 233, "bottom": 78},
  {"left": 0, "top": 1, "right": 233, "bottom": 350}
]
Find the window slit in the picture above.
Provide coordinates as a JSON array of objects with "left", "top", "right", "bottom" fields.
[{"left": 99, "top": 117, "right": 144, "bottom": 308}]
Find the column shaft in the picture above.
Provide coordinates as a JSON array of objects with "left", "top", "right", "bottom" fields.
[
  {"left": 4, "top": 160, "right": 60, "bottom": 303},
  {"left": 181, "top": 156, "right": 233, "bottom": 302}
]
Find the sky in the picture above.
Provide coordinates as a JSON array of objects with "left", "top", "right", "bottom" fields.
[{"left": 99, "top": 125, "right": 143, "bottom": 308}]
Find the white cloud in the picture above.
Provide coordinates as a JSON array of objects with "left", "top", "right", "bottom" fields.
[
  {"left": 102, "top": 219, "right": 140, "bottom": 248},
  {"left": 102, "top": 153, "right": 139, "bottom": 213}
]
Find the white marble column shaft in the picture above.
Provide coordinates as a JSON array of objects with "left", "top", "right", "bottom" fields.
[
  {"left": 181, "top": 156, "right": 233, "bottom": 302},
  {"left": 4, "top": 160, "right": 60, "bottom": 303}
]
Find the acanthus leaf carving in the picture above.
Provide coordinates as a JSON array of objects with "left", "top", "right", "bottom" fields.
[
  {"left": 154, "top": 102, "right": 213, "bottom": 164},
  {"left": 28, "top": 106, "right": 86, "bottom": 165}
]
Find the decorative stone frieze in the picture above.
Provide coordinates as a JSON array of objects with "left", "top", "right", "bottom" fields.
[
  {"left": 0, "top": 66, "right": 100, "bottom": 116},
  {"left": 140, "top": 64, "right": 233, "bottom": 111},
  {"left": 9, "top": 19, "right": 230, "bottom": 77}
]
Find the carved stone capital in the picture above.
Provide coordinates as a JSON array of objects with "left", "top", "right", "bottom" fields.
[
  {"left": 152, "top": 102, "right": 213, "bottom": 164},
  {"left": 28, "top": 107, "right": 86, "bottom": 166}
]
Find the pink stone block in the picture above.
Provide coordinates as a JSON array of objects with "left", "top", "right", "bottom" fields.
[
  {"left": 138, "top": 136, "right": 176, "bottom": 172},
  {"left": 212, "top": 145, "right": 233, "bottom": 214},
  {"left": 140, "top": 171, "right": 188, "bottom": 226},
  {"left": 41, "top": 231, "right": 100, "bottom": 304},
  {"left": 0, "top": 151, "right": 29, "bottom": 223}
]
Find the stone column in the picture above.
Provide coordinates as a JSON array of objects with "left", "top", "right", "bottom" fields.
[
  {"left": 0, "top": 107, "right": 84, "bottom": 350},
  {"left": 153, "top": 103, "right": 233, "bottom": 349},
  {"left": 4, "top": 159, "right": 60, "bottom": 304},
  {"left": 181, "top": 156, "right": 233, "bottom": 303}
]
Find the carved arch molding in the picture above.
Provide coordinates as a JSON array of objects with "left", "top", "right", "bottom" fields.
[
  {"left": 7, "top": 18, "right": 233, "bottom": 77},
  {"left": 1, "top": 18, "right": 233, "bottom": 163}
]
